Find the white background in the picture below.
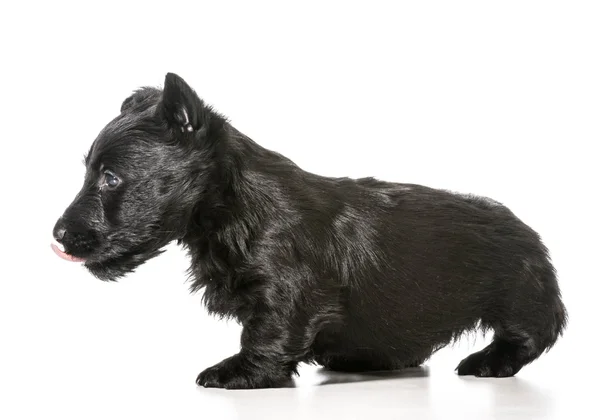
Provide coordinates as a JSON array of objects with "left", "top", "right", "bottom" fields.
[{"left": 1, "top": 1, "right": 598, "bottom": 419}]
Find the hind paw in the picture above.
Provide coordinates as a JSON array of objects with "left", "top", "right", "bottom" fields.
[{"left": 456, "top": 348, "right": 517, "bottom": 378}]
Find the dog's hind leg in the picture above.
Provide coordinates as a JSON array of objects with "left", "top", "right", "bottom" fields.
[
  {"left": 456, "top": 334, "right": 537, "bottom": 377},
  {"left": 456, "top": 264, "right": 567, "bottom": 377}
]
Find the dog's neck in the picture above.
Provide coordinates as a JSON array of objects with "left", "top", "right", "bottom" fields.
[{"left": 178, "top": 125, "right": 281, "bottom": 291}]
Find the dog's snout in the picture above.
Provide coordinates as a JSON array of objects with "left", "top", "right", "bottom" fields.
[{"left": 53, "top": 220, "right": 67, "bottom": 243}]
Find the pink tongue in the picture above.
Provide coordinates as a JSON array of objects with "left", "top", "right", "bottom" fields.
[{"left": 51, "top": 243, "right": 86, "bottom": 263}]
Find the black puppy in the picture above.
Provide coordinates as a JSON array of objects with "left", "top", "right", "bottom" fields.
[{"left": 52, "top": 73, "right": 567, "bottom": 389}]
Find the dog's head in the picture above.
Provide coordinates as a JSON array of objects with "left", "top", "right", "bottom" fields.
[{"left": 52, "top": 73, "right": 227, "bottom": 280}]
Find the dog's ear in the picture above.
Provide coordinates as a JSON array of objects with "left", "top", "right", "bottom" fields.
[
  {"left": 120, "top": 95, "right": 136, "bottom": 113},
  {"left": 159, "top": 73, "right": 206, "bottom": 133},
  {"left": 121, "top": 88, "right": 162, "bottom": 113}
]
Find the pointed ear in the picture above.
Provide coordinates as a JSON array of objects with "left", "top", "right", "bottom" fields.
[
  {"left": 120, "top": 95, "right": 136, "bottom": 113},
  {"left": 159, "top": 73, "right": 205, "bottom": 132},
  {"left": 121, "top": 87, "right": 161, "bottom": 113}
]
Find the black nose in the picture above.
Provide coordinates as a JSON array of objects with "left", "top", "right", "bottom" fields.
[{"left": 53, "top": 221, "right": 67, "bottom": 243}]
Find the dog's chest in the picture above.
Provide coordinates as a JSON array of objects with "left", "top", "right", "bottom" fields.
[
  {"left": 189, "top": 249, "right": 261, "bottom": 323},
  {"left": 200, "top": 277, "right": 259, "bottom": 322}
]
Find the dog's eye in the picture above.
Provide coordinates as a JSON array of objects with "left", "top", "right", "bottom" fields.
[{"left": 103, "top": 172, "right": 120, "bottom": 189}]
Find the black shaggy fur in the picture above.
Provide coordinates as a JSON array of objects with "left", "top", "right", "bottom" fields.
[{"left": 53, "top": 73, "right": 567, "bottom": 389}]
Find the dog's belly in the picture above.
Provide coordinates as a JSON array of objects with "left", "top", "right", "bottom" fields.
[
  {"left": 308, "top": 282, "right": 479, "bottom": 369},
  {"left": 309, "top": 318, "right": 434, "bottom": 368}
]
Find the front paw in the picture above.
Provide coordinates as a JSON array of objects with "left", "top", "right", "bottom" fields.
[
  {"left": 196, "top": 353, "right": 291, "bottom": 389},
  {"left": 196, "top": 354, "right": 251, "bottom": 389}
]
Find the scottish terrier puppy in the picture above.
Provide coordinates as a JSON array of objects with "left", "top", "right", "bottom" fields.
[{"left": 52, "top": 73, "right": 567, "bottom": 389}]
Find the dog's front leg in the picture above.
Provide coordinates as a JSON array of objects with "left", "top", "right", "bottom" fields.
[{"left": 196, "top": 314, "right": 308, "bottom": 389}]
